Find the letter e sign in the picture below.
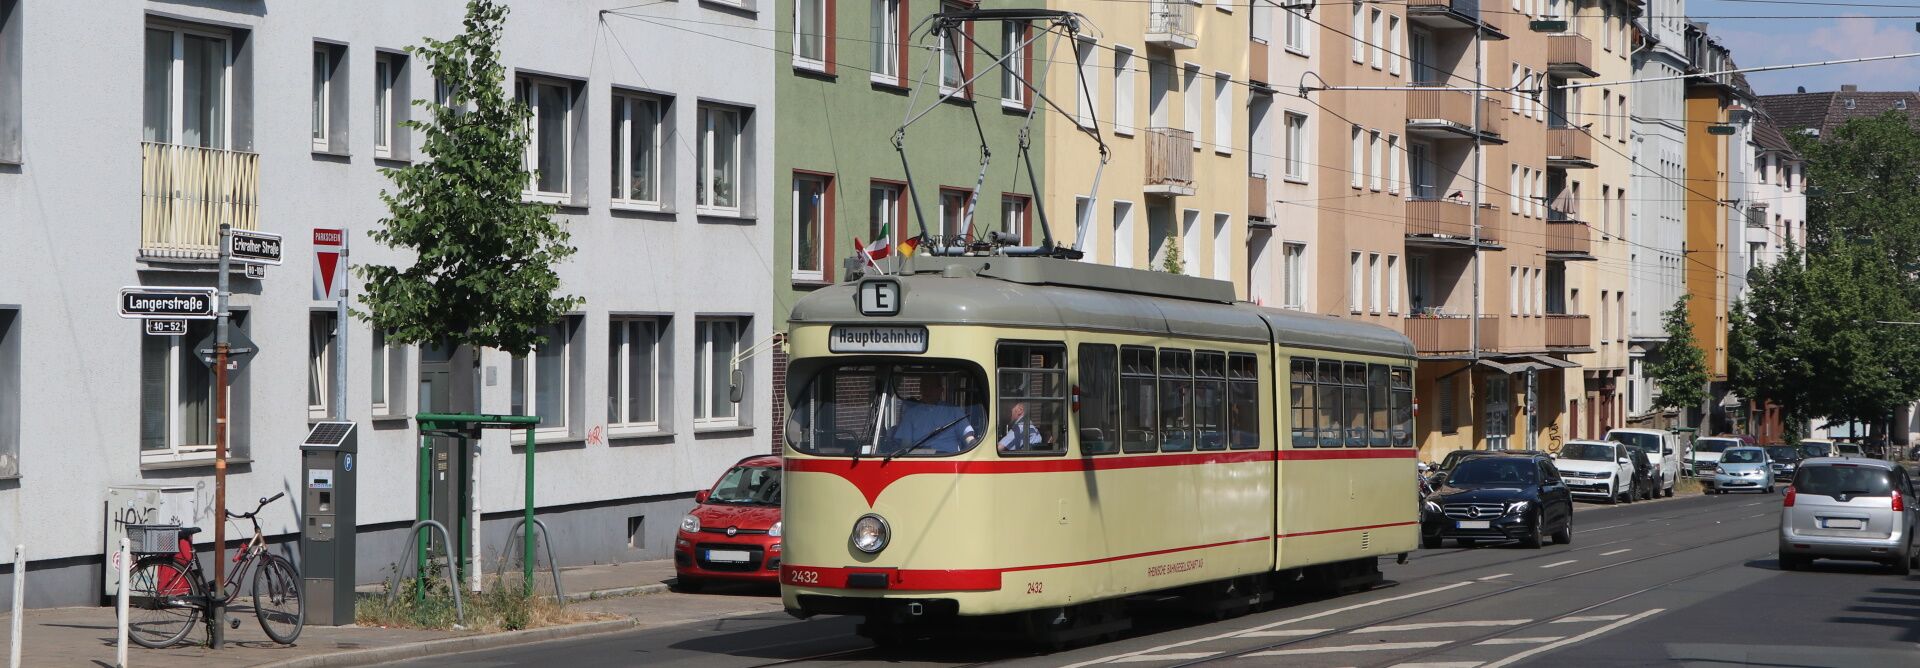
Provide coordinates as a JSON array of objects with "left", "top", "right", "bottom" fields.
[{"left": 858, "top": 279, "right": 901, "bottom": 316}]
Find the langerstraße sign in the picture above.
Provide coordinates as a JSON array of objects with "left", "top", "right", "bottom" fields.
[{"left": 119, "top": 287, "right": 218, "bottom": 320}]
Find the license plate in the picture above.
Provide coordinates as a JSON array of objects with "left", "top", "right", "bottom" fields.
[
  {"left": 706, "top": 549, "right": 751, "bottom": 563},
  {"left": 1456, "top": 520, "right": 1491, "bottom": 529},
  {"left": 1823, "top": 518, "right": 1864, "bottom": 530}
]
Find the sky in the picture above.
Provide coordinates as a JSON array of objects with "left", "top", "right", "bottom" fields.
[{"left": 1690, "top": 0, "right": 1920, "bottom": 95}]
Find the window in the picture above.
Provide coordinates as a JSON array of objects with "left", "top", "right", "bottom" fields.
[
  {"left": 1078, "top": 344, "right": 1120, "bottom": 455},
  {"left": 373, "top": 54, "right": 396, "bottom": 158},
  {"left": 370, "top": 329, "right": 407, "bottom": 417},
  {"left": 871, "top": 0, "right": 902, "bottom": 82},
  {"left": 1439, "top": 375, "right": 1456, "bottom": 434},
  {"left": 1190, "top": 352, "right": 1228, "bottom": 451},
  {"left": 1316, "top": 360, "right": 1344, "bottom": 447},
  {"left": 1113, "top": 46, "right": 1136, "bottom": 135},
  {"left": 1149, "top": 58, "right": 1172, "bottom": 127},
  {"left": 1212, "top": 213, "right": 1231, "bottom": 281},
  {"left": 694, "top": 318, "right": 745, "bottom": 425},
  {"left": 1181, "top": 209, "right": 1202, "bottom": 276},
  {"left": 1213, "top": 72, "right": 1231, "bottom": 154},
  {"left": 1387, "top": 255, "right": 1401, "bottom": 313},
  {"left": 516, "top": 76, "right": 576, "bottom": 199},
  {"left": 142, "top": 314, "right": 249, "bottom": 462},
  {"left": 1290, "top": 359, "right": 1317, "bottom": 447},
  {"left": 1343, "top": 363, "right": 1367, "bottom": 447},
  {"left": 1410, "top": 255, "right": 1429, "bottom": 311},
  {"left": 1368, "top": 364, "right": 1390, "bottom": 446},
  {"left": 1158, "top": 350, "right": 1194, "bottom": 452},
  {"left": 1351, "top": 4, "right": 1365, "bottom": 62},
  {"left": 1616, "top": 94, "right": 1627, "bottom": 143},
  {"left": 1351, "top": 126, "right": 1364, "bottom": 188},
  {"left": 612, "top": 92, "right": 664, "bottom": 205},
  {"left": 939, "top": 188, "right": 974, "bottom": 241},
  {"left": 696, "top": 104, "right": 745, "bottom": 213},
  {"left": 1369, "top": 9, "right": 1384, "bottom": 69},
  {"left": 1120, "top": 347, "right": 1158, "bottom": 453},
  {"left": 0, "top": 308, "right": 15, "bottom": 477},
  {"left": 1349, "top": 251, "right": 1364, "bottom": 312},
  {"left": 792, "top": 172, "right": 832, "bottom": 281},
  {"left": 1284, "top": 112, "right": 1307, "bottom": 180},
  {"left": 1600, "top": 90, "right": 1611, "bottom": 138},
  {"left": 309, "top": 311, "right": 335, "bottom": 418},
  {"left": 1386, "top": 135, "right": 1400, "bottom": 194},
  {"left": 1410, "top": 142, "right": 1432, "bottom": 198},
  {"left": 1388, "top": 15, "right": 1402, "bottom": 76},
  {"left": 608, "top": 317, "right": 662, "bottom": 429},
  {"left": 1227, "top": 354, "right": 1259, "bottom": 450},
  {"left": 996, "top": 343, "right": 1067, "bottom": 454},
  {"left": 1003, "top": 22, "right": 1031, "bottom": 109},
  {"left": 1368, "top": 130, "right": 1382, "bottom": 190},
  {"left": 1075, "top": 38, "right": 1098, "bottom": 128},
  {"left": 1182, "top": 64, "right": 1202, "bottom": 137},
  {"left": 312, "top": 44, "right": 333, "bottom": 151},
  {"left": 0, "top": 0, "right": 18, "bottom": 164},
  {"left": 1368, "top": 252, "right": 1382, "bottom": 313},
  {"left": 1285, "top": 8, "right": 1308, "bottom": 53},
  {"left": 1509, "top": 165, "right": 1520, "bottom": 211},
  {"left": 938, "top": 1, "right": 972, "bottom": 97},
  {"left": 1509, "top": 266, "right": 1520, "bottom": 316},
  {"left": 1390, "top": 367, "right": 1413, "bottom": 447},
  {"left": 1113, "top": 200, "right": 1135, "bottom": 268},
  {"left": 1283, "top": 242, "right": 1306, "bottom": 308},
  {"left": 793, "top": 0, "right": 830, "bottom": 71},
  {"left": 144, "top": 23, "right": 231, "bottom": 149},
  {"left": 1002, "top": 194, "right": 1030, "bottom": 245},
  {"left": 1510, "top": 64, "right": 1522, "bottom": 116},
  {"left": 871, "top": 181, "right": 903, "bottom": 247},
  {"left": 511, "top": 319, "right": 577, "bottom": 435}
]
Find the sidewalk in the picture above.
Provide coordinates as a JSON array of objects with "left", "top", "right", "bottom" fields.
[{"left": 0, "top": 559, "right": 783, "bottom": 667}]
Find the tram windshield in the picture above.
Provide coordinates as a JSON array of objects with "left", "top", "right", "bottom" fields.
[{"left": 789, "top": 362, "right": 988, "bottom": 457}]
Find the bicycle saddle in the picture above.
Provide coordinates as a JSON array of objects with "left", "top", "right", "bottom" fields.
[{"left": 177, "top": 527, "right": 203, "bottom": 539}]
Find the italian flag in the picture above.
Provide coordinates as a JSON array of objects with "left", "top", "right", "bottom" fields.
[{"left": 862, "top": 221, "right": 894, "bottom": 260}]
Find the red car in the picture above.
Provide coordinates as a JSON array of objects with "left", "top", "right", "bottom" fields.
[{"left": 674, "top": 455, "right": 783, "bottom": 590}]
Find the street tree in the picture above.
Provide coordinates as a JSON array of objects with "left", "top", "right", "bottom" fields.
[
  {"left": 359, "top": 0, "right": 581, "bottom": 356},
  {"left": 1797, "top": 111, "right": 1920, "bottom": 282},
  {"left": 1729, "top": 246, "right": 1813, "bottom": 424},
  {"left": 1645, "top": 295, "right": 1709, "bottom": 417},
  {"left": 1784, "top": 242, "right": 1920, "bottom": 428}
]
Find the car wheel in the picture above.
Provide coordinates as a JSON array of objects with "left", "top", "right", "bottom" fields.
[
  {"left": 1891, "top": 556, "right": 1912, "bottom": 576},
  {"left": 1625, "top": 481, "right": 1637, "bottom": 504},
  {"left": 1607, "top": 479, "right": 1621, "bottom": 505},
  {"left": 1551, "top": 508, "right": 1573, "bottom": 545},
  {"left": 1664, "top": 483, "right": 1675, "bottom": 498},
  {"left": 1641, "top": 481, "right": 1653, "bottom": 500},
  {"left": 1521, "top": 513, "right": 1544, "bottom": 549},
  {"left": 1422, "top": 535, "right": 1442, "bottom": 550},
  {"left": 1779, "top": 555, "right": 1802, "bottom": 571},
  {"left": 1457, "top": 539, "right": 1478, "bottom": 547}
]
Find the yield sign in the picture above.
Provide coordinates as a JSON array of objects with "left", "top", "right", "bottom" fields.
[{"left": 313, "top": 228, "right": 347, "bottom": 301}]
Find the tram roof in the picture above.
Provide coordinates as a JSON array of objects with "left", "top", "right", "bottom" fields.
[{"left": 789, "top": 257, "right": 1414, "bottom": 358}]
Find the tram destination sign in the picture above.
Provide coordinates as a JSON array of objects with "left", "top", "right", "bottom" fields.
[
  {"left": 829, "top": 325, "right": 928, "bottom": 354},
  {"left": 119, "top": 287, "right": 217, "bottom": 320},
  {"left": 228, "top": 229, "right": 285, "bottom": 265}
]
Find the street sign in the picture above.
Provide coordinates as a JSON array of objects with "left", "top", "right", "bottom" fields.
[
  {"left": 245, "top": 263, "right": 267, "bottom": 279},
  {"left": 119, "top": 287, "right": 217, "bottom": 320},
  {"left": 194, "top": 325, "right": 258, "bottom": 371},
  {"left": 145, "top": 319, "right": 188, "bottom": 336},
  {"left": 228, "top": 229, "right": 284, "bottom": 265},
  {"left": 313, "top": 228, "right": 347, "bottom": 301}
]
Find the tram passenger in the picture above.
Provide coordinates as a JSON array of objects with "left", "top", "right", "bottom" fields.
[
  {"left": 998, "top": 402, "right": 1045, "bottom": 451},
  {"left": 890, "top": 373, "right": 979, "bottom": 453}
]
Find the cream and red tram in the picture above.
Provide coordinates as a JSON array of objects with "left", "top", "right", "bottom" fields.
[{"left": 780, "top": 257, "right": 1418, "bottom": 642}]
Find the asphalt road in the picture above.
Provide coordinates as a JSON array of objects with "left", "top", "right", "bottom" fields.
[{"left": 384, "top": 487, "right": 1920, "bottom": 667}]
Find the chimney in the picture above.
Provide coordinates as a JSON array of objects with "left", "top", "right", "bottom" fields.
[
  {"left": 1841, "top": 84, "right": 1859, "bottom": 92},
  {"left": 1797, "top": 86, "right": 1806, "bottom": 94}
]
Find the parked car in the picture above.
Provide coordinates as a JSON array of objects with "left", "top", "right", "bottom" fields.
[
  {"left": 674, "top": 455, "right": 783, "bottom": 590},
  {"left": 1836, "top": 441, "right": 1865, "bottom": 457},
  {"left": 1421, "top": 453, "right": 1574, "bottom": 549},
  {"left": 1606, "top": 429, "right": 1679, "bottom": 497},
  {"left": 1779, "top": 458, "right": 1920, "bottom": 574},
  {"left": 1691, "top": 436, "right": 1743, "bottom": 478},
  {"left": 1619, "top": 442, "right": 1660, "bottom": 501},
  {"left": 1709, "top": 446, "right": 1776, "bottom": 494},
  {"left": 1765, "top": 445, "right": 1804, "bottom": 481},
  {"left": 1799, "top": 440, "right": 1835, "bottom": 459},
  {"left": 1552, "top": 440, "right": 1639, "bottom": 504}
]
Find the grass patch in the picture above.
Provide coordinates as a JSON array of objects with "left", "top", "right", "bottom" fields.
[
  {"left": 1675, "top": 477, "right": 1705, "bottom": 496},
  {"left": 355, "top": 557, "right": 606, "bottom": 632}
]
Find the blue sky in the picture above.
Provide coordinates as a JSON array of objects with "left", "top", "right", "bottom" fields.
[{"left": 1692, "top": 0, "right": 1920, "bottom": 95}]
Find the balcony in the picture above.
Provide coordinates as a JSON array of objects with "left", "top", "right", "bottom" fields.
[
  {"left": 1408, "top": 198, "right": 1498, "bottom": 247},
  {"left": 140, "top": 142, "right": 262, "bottom": 261},
  {"left": 1406, "top": 87, "right": 1506, "bottom": 143},
  {"left": 1407, "top": 0, "right": 1507, "bottom": 39},
  {"left": 1546, "top": 314, "right": 1594, "bottom": 351},
  {"left": 1546, "top": 128, "right": 1596, "bottom": 169},
  {"left": 1545, "top": 216, "right": 1595, "bottom": 260},
  {"left": 1548, "top": 34, "right": 1599, "bottom": 78},
  {"left": 1250, "top": 39, "right": 1269, "bottom": 85},
  {"left": 1248, "top": 174, "right": 1269, "bottom": 220},
  {"left": 1146, "top": 1, "right": 1198, "bottom": 50},
  {"left": 1145, "top": 127, "right": 1196, "bottom": 196},
  {"left": 1406, "top": 315, "right": 1502, "bottom": 355}
]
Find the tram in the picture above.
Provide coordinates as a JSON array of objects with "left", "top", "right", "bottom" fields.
[{"left": 779, "top": 256, "right": 1418, "bottom": 644}]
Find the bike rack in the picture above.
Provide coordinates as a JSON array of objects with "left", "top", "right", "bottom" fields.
[
  {"left": 384, "top": 520, "right": 464, "bottom": 623},
  {"left": 501, "top": 518, "right": 564, "bottom": 599}
]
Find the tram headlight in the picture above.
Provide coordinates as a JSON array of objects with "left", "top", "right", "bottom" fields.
[
  {"left": 850, "top": 514, "right": 890, "bottom": 554},
  {"left": 680, "top": 514, "right": 701, "bottom": 534}
]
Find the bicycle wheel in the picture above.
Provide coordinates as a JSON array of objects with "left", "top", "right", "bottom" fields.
[
  {"left": 125, "top": 555, "right": 203, "bottom": 649},
  {"left": 252, "top": 555, "right": 305, "bottom": 644}
]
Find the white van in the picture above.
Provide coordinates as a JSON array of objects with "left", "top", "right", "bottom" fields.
[{"left": 1604, "top": 428, "right": 1680, "bottom": 498}]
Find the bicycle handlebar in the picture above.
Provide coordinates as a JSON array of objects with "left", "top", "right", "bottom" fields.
[{"left": 225, "top": 492, "right": 288, "bottom": 520}]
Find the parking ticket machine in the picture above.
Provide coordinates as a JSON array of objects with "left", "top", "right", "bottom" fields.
[{"left": 299, "top": 421, "right": 357, "bottom": 626}]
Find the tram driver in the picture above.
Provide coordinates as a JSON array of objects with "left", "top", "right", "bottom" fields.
[{"left": 889, "top": 373, "right": 980, "bottom": 454}]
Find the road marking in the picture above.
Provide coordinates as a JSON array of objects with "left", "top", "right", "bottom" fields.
[
  {"left": 1477, "top": 573, "right": 1512, "bottom": 581},
  {"left": 1475, "top": 636, "right": 1565, "bottom": 646},
  {"left": 1236, "top": 628, "right": 1329, "bottom": 638},
  {"left": 1390, "top": 663, "right": 1484, "bottom": 668},
  {"left": 1550, "top": 614, "right": 1627, "bottom": 624},
  {"left": 1480, "top": 609, "right": 1666, "bottom": 668},
  {"left": 1741, "top": 501, "right": 1768, "bottom": 507},
  {"left": 1600, "top": 549, "right": 1632, "bottom": 556},
  {"left": 1248, "top": 641, "right": 1450, "bottom": 657},
  {"left": 1584, "top": 523, "right": 1631, "bottom": 532},
  {"left": 1110, "top": 653, "right": 1219, "bottom": 663},
  {"left": 1355, "top": 619, "right": 1531, "bottom": 634},
  {"left": 1060, "top": 582, "right": 1476, "bottom": 667},
  {"left": 1540, "top": 560, "right": 1579, "bottom": 569},
  {"left": 1746, "top": 513, "right": 1771, "bottom": 519}
]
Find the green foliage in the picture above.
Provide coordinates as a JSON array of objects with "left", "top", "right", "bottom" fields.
[
  {"left": 1646, "top": 295, "right": 1709, "bottom": 413},
  {"left": 355, "top": 555, "right": 575, "bottom": 632},
  {"left": 1161, "top": 236, "right": 1184, "bottom": 274},
  {"left": 1797, "top": 111, "right": 1920, "bottom": 286},
  {"left": 358, "top": 0, "right": 581, "bottom": 355}
]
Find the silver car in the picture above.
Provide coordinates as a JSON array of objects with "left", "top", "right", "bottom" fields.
[
  {"left": 1779, "top": 458, "right": 1920, "bottom": 574},
  {"left": 1709, "top": 446, "right": 1774, "bottom": 493}
]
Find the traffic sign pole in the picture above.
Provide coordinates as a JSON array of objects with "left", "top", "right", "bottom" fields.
[
  {"left": 211, "top": 224, "right": 230, "bottom": 650},
  {"left": 334, "top": 234, "right": 348, "bottom": 423}
]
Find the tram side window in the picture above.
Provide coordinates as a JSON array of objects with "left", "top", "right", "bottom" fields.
[
  {"left": 1077, "top": 344, "right": 1120, "bottom": 455},
  {"left": 1193, "top": 352, "right": 1228, "bottom": 451},
  {"left": 1121, "top": 346, "right": 1159, "bottom": 453},
  {"left": 1228, "top": 353, "right": 1260, "bottom": 450},
  {"left": 1316, "top": 360, "right": 1344, "bottom": 447},
  {"left": 1391, "top": 366, "right": 1414, "bottom": 447},
  {"left": 1368, "top": 364, "right": 1391, "bottom": 447},
  {"left": 1159, "top": 349, "right": 1195, "bottom": 452},
  {"left": 1343, "top": 362, "right": 1367, "bottom": 447},
  {"left": 997, "top": 343, "right": 1068, "bottom": 454},
  {"left": 1290, "top": 359, "right": 1317, "bottom": 448}
]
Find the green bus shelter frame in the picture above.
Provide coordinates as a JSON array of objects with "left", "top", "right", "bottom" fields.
[{"left": 415, "top": 412, "right": 542, "bottom": 590}]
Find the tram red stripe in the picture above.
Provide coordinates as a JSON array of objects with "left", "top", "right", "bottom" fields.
[
  {"left": 1276, "top": 448, "right": 1420, "bottom": 460},
  {"left": 782, "top": 536, "right": 1272, "bottom": 592},
  {"left": 1276, "top": 521, "right": 1419, "bottom": 539}
]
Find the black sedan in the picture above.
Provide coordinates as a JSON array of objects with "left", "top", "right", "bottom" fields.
[
  {"left": 1422, "top": 453, "right": 1574, "bottom": 550},
  {"left": 1764, "top": 445, "right": 1802, "bottom": 481}
]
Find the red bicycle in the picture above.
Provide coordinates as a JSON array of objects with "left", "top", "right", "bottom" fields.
[{"left": 121, "top": 493, "right": 304, "bottom": 648}]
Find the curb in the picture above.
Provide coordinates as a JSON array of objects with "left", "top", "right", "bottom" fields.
[
  {"left": 561, "top": 582, "right": 672, "bottom": 602},
  {"left": 256, "top": 618, "right": 639, "bottom": 668}
]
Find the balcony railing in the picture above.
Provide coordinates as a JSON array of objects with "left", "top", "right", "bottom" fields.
[
  {"left": 1548, "top": 33, "right": 1598, "bottom": 78},
  {"left": 1545, "top": 218, "right": 1592, "bottom": 256},
  {"left": 1145, "top": 127, "right": 1196, "bottom": 196},
  {"left": 1546, "top": 314, "right": 1593, "bottom": 350},
  {"left": 1248, "top": 174, "right": 1269, "bottom": 219},
  {"left": 1406, "top": 315, "right": 1502, "bottom": 355},
  {"left": 1547, "top": 128, "right": 1595, "bottom": 169},
  {"left": 1408, "top": 198, "right": 1496, "bottom": 244},
  {"left": 1406, "top": 87, "right": 1505, "bottom": 141},
  {"left": 1250, "top": 39, "right": 1269, "bottom": 85},
  {"left": 141, "top": 142, "right": 261, "bottom": 260},
  {"left": 1146, "top": 1, "right": 1198, "bottom": 50}
]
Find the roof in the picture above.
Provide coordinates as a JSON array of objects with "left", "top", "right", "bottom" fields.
[
  {"left": 1751, "top": 118, "right": 1793, "bottom": 154},
  {"left": 1757, "top": 89, "right": 1920, "bottom": 137}
]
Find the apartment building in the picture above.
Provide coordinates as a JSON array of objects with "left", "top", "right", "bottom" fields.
[
  {"left": 1044, "top": 0, "right": 1248, "bottom": 288},
  {"left": 1682, "top": 22, "right": 1735, "bottom": 431},
  {"left": 1247, "top": 2, "right": 1317, "bottom": 309},
  {"left": 0, "top": 1, "right": 773, "bottom": 607},
  {"left": 1625, "top": 0, "right": 1687, "bottom": 424}
]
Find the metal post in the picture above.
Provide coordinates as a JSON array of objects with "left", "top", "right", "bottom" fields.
[
  {"left": 523, "top": 427, "right": 535, "bottom": 592},
  {"left": 11, "top": 545, "right": 23, "bottom": 668},
  {"left": 1470, "top": 26, "right": 1484, "bottom": 449},
  {"left": 115, "top": 539, "right": 128, "bottom": 668},
  {"left": 212, "top": 224, "right": 231, "bottom": 649},
  {"left": 334, "top": 240, "right": 348, "bottom": 421},
  {"left": 416, "top": 429, "right": 431, "bottom": 602}
]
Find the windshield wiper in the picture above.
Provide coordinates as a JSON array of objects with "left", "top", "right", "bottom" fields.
[{"left": 884, "top": 414, "right": 969, "bottom": 464}]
